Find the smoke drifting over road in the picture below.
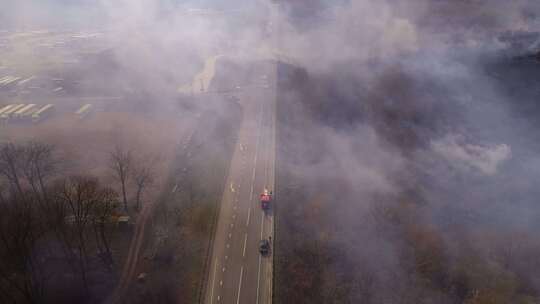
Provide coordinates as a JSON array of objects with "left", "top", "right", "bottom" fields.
[{"left": 3, "top": 0, "right": 540, "bottom": 303}]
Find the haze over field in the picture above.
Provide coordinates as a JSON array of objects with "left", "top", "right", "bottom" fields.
[
  {"left": 1, "top": 0, "right": 540, "bottom": 303},
  {"left": 272, "top": 1, "right": 540, "bottom": 302}
]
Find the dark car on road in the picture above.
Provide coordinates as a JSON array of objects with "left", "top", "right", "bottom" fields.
[{"left": 259, "top": 239, "right": 270, "bottom": 256}]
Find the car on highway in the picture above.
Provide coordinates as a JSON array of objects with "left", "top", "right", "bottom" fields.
[
  {"left": 259, "top": 239, "right": 270, "bottom": 256},
  {"left": 260, "top": 189, "right": 272, "bottom": 211}
]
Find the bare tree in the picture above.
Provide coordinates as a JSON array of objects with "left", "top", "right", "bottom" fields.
[
  {"left": 91, "top": 187, "right": 118, "bottom": 268},
  {"left": 133, "top": 161, "right": 154, "bottom": 211},
  {"left": 0, "top": 143, "right": 26, "bottom": 198},
  {"left": 56, "top": 176, "right": 101, "bottom": 294},
  {"left": 109, "top": 146, "right": 132, "bottom": 212},
  {"left": 0, "top": 193, "right": 47, "bottom": 304},
  {"left": 0, "top": 141, "right": 57, "bottom": 203},
  {"left": 0, "top": 183, "right": 6, "bottom": 205},
  {"left": 22, "top": 142, "right": 57, "bottom": 202},
  {"left": 0, "top": 142, "right": 120, "bottom": 302},
  {"left": 42, "top": 181, "right": 75, "bottom": 272},
  {"left": 0, "top": 142, "right": 59, "bottom": 303}
]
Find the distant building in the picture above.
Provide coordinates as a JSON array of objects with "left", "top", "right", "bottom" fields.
[
  {"left": 32, "top": 104, "right": 55, "bottom": 123},
  {"left": 75, "top": 104, "right": 92, "bottom": 119}
]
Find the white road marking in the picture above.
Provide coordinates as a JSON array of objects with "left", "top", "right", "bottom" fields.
[
  {"left": 210, "top": 258, "right": 218, "bottom": 303},
  {"left": 171, "top": 184, "right": 178, "bottom": 193},
  {"left": 267, "top": 262, "right": 272, "bottom": 303},
  {"left": 256, "top": 255, "right": 262, "bottom": 304},
  {"left": 243, "top": 233, "right": 248, "bottom": 257},
  {"left": 229, "top": 233, "right": 232, "bottom": 239},
  {"left": 222, "top": 267, "right": 226, "bottom": 273},
  {"left": 249, "top": 168, "right": 256, "bottom": 201},
  {"left": 220, "top": 280, "right": 223, "bottom": 286},
  {"left": 208, "top": 72, "right": 272, "bottom": 304},
  {"left": 237, "top": 266, "right": 244, "bottom": 304}
]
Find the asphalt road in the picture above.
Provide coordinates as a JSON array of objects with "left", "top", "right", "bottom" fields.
[{"left": 203, "top": 61, "right": 276, "bottom": 304}]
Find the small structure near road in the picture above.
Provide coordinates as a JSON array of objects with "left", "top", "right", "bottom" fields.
[
  {"left": 117, "top": 215, "right": 130, "bottom": 229},
  {"left": 0, "top": 104, "right": 25, "bottom": 123},
  {"left": 137, "top": 272, "right": 147, "bottom": 283},
  {"left": 75, "top": 103, "right": 92, "bottom": 119},
  {"left": 32, "top": 104, "right": 55, "bottom": 123},
  {"left": 13, "top": 103, "right": 36, "bottom": 119}
]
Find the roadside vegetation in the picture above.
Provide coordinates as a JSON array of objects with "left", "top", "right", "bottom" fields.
[
  {"left": 0, "top": 142, "right": 127, "bottom": 303},
  {"left": 122, "top": 97, "right": 242, "bottom": 304},
  {"left": 0, "top": 120, "right": 169, "bottom": 304}
]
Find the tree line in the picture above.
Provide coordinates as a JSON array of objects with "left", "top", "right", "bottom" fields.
[{"left": 0, "top": 141, "right": 154, "bottom": 303}]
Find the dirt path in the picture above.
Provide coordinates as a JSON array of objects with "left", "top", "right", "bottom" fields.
[{"left": 105, "top": 202, "right": 153, "bottom": 304}]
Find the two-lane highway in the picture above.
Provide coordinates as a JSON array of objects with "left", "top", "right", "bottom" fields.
[{"left": 203, "top": 61, "right": 276, "bottom": 304}]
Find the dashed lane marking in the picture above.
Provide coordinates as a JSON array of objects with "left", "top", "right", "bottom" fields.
[
  {"left": 256, "top": 255, "right": 262, "bottom": 304},
  {"left": 243, "top": 233, "right": 248, "bottom": 257},
  {"left": 237, "top": 266, "right": 244, "bottom": 304}
]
